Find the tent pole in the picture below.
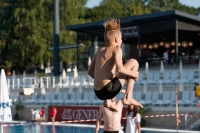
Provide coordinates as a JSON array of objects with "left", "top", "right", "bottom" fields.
[{"left": 1, "top": 123, "right": 3, "bottom": 133}]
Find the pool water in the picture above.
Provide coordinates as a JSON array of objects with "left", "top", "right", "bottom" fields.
[
  {"left": 2, "top": 125, "right": 104, "bottom": 133},
  {"left": 0, "top": 125, "right": 191, "bottom": 133}
]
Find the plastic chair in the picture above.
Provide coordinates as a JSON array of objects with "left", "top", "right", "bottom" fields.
[
  {"left": 51, "top": 92, "right": 63, "bottom": 104},
  {"left": 171, "top": 91, "right": 190, "bottom": 106},
  {"left": 23, "top": 93, "right": 37, "bottom": 104},
  {"left": 78, "top": 92, "right": 89, "bottom": 105},
  {"left": 88, "top": 92, "right": 95, "bottom": 105},
  {"left": 154, "top": 91, "right": 170, "bottom": 106},
  {"left": 162, "top": 72, "right": 170, "bottom": 85},
  {"left": 139, "top": 91, "right": 152, "bottom": 106},
  {"left": 64, "top": 92, "right": 77, "bottom": 105}
]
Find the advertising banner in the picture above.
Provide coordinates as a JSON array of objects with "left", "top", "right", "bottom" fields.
[
  {"left": 121, "top": 26, "right": 138, "bottom": 38},
  {"left": 48, "top": 106, "right": 128, "bottom": 124}
]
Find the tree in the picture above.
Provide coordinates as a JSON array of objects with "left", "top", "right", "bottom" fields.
[
  {"left": 146, "top": 0, "right": 199, "bottom": 15},
  {"left": 176, "top": 3, "right": 199, "bottom": 15},
  {"left": 0, "top": 0, "right": 88, "bottom": 70},
  {"left": 145, "top": 0, "right": 178, "bottom": 12},
  {"left": 59, "top": 0, "right": 87, "bottom": 64},
  {"left": 85, "top": 0, "right": 150, "bottom": 22},
  {"left": 0, "top": 0, "right": 54, "bottom": 70}
]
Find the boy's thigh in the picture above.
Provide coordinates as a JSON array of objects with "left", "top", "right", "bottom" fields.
[
  {"left": 115, "top": 72, "right": 127, "bottom": 87},
  {"left": 115, "top": 58, "right": 138, "bottom": 86}
]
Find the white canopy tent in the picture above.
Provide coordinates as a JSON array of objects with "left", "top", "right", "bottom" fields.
[
  {"left": 0, "top": 69, "right": 12, "bottom": 132},
  {"left": 160, "top": 60, "right": 165, "bottom": 73},
  {"left": 145, "top": 62, "right": 149, "bottom": 76}
]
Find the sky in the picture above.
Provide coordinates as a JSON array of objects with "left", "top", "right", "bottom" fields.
[{"left": 86, "top": 0, "right": 200, "bottom": 8}]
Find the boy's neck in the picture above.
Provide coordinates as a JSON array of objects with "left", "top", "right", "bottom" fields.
[
  {"left": 107, "top": 43, "right": 118, "bottom": 47},
  {"left": 107, "top": 43, "right": 113, "bottom": 47}
]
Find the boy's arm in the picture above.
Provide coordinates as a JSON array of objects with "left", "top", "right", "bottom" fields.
[
  {"left": 114, "top": 47, "right": 138, "bottom": 78},
  {"left": 95, "top": 106, "right": 103, "bottom": 133},
  {"left": 88, "top": 53, "right": 97, "bottom": 79},
  {"left": 117, "top": 99, "right": 126, "bottom": 131}
]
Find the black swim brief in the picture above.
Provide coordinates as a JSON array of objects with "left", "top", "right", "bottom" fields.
[
  {"left": 94, "top": 77, "right": 122, "bottom": 100},
  {"left": 104, "top": 131, "right": 119, "bottom": 133}
]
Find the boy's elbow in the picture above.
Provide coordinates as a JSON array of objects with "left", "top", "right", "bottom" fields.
[
  {"left": 87, "top": 69, "right": 92, "bottom": 75},
  {"left": 87, "top": 71, "right": 90, "bottom": 75},
  {"left": 87, "top": 71, "right": 93, "bottom": 77},
  {"left": 87, "top": 72, "right": 92, "bottom": 77}
]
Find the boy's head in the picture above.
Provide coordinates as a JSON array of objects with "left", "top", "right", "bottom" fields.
[{"left": 103, "top": 18, "right": 122, "bottom": 46}]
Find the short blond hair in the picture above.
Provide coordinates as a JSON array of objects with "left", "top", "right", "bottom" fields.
[{"left": 103, "top": 18, "right": 121, "bottom": 44}]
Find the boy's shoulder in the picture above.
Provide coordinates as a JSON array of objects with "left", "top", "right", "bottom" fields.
[
  {"left": 112, "top": 46, "right": 122, "bottom": 53},
  {"left": 98, "top": 46, "right": 122, "bottom": 54}
]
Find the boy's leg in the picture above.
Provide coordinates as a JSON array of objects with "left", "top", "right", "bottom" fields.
[
  {"left": 122, "top": 76, "right": 143, "bottom": 108},
  {"left": 115, "top": 59, "right": 139, "bottom": 102},
  {"left": 115, "top": 59, "right": 139, "bottom": 86}
]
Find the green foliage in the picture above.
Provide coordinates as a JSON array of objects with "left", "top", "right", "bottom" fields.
[
  {"left": 145, "top": 0, "right": 178, "bottom": 12},
  {"left": 85, "top": 0, "right": 200, "bottom": 22},
  {"left": 59, "top": 0, "right": 87, "bottom": 63},
  {"left": 146, "top": 0, "right": 199, "bottom": 15},
  {"left": 36, "top": 73, "right": 47, "bottom": 78},
  {"left": 0, "top": 0, "right": 87, "bottom": 69},
  {"left": 4, "top": 60, "right": 12, "bottom": 70},
  {"left": 138, "top": 106, "right": 151, "bottom": 116},
  {"left": 0, "top": 0, "right": 53, "bottom": 69},
  {"left": 85, "top": 0, "right": 150, "bottom": 21},
  {"left": 12, "top": 101, "right": 24, "bottom": 112},
  {"left": 0, "top": 0, "right": 200, "bottom": 70}
]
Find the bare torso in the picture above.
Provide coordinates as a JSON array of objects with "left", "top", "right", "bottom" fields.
[
  {"left": 101, "top": 100, "right": 123, "bottom": 131},
  {"left": 94, "top": 46, "right": 117, "bottom": 90}
]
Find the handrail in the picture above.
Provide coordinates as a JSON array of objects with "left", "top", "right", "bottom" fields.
[{"left": 185, "top": 110, "right": 200, "bottom": 130}]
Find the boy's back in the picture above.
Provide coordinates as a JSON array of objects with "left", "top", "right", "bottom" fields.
[{"left": 94, "top": 46, "right": 119, "bottom": 90}]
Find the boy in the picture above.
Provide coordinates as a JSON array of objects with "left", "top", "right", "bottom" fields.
[{"left": 88, "top": 18, "right": 143, "bottom": 111}]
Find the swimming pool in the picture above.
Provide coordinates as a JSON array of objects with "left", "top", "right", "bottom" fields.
[{"left": 1, "top": 124, "right": 199, "bottom": 133}]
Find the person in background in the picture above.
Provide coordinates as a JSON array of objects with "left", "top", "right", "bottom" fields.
[
  {"left": 123, "top": 105, "right": 141, "bottom": 133},
  {"left": 95, "top": 96, "right": 124, "bottom": 133},
  {"left": 163, "top": 50, "right": 169, "bottom": 66},
  {"left": 194, "top": 83, "right": 200, "bottom": 107},
  {"left": 39, "top": 106, "right": 45, "bottom": 120},
  {"left": 50, "top": 106, "right": 57, "bottom": 125}
]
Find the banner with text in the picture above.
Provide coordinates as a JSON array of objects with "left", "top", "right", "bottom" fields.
[
  {"left": 48, "top": 106, "right": 128, "bottom": 124},
  {"left": 121, "top": 26, "right": 138, "bottom": 38}
]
